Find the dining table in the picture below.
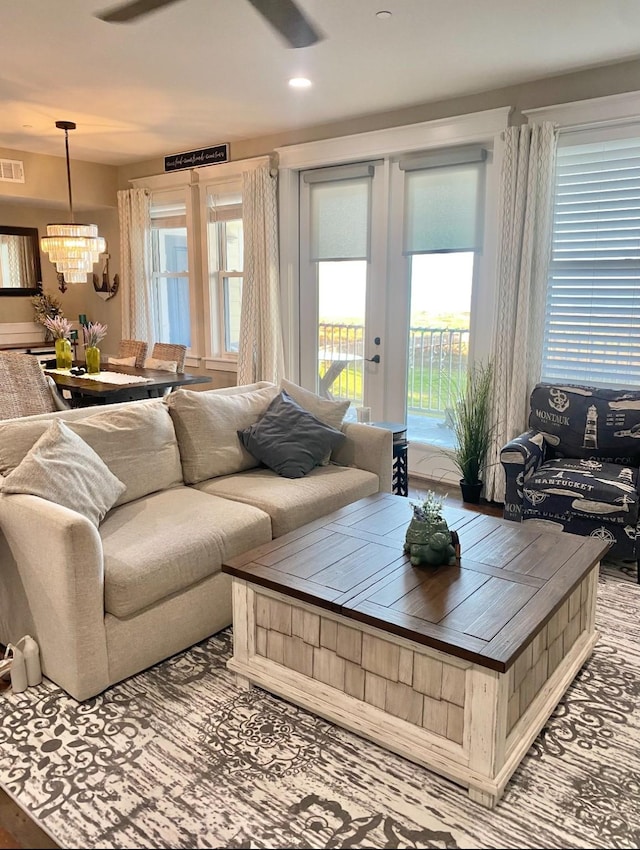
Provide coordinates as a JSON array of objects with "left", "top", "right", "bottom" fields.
[{"left": 44, "top": 362, "right": 212, "bottom": 406}]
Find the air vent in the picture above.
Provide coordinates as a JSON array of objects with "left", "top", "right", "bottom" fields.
[{"left": 0, "top": 159, "right": 25, "bottom": 183}]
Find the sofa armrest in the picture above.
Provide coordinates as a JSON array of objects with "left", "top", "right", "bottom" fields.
[
  {"left": 0, "top": 493, "right": 109, "bottom": 700},
  {"left": 500, "top": 429, "right": 547, "bottom": 521},
  {"left": 331, "top": 422, "right": 394, "bottom": 493}
]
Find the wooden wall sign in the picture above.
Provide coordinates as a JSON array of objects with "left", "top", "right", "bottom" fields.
[{"left": 165, "top": 144, "right": 229, "bottom": 172}]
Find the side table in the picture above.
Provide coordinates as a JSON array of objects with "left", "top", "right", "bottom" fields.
[{"left": 370, "top": 421, "right": 408, "bottom": 496}]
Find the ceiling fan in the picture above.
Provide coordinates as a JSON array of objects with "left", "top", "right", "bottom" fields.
[{"left": 95, "top": 0, "right": 324, "bottom": 49}]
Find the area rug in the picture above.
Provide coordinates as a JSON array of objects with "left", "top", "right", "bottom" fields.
[{"left": 1, "top": 567, "right": 639, "bottom": 850}]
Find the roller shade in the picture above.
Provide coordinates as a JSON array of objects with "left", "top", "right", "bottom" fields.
[
  {"left": 403, "top": 162, "right": 484, "bottom": 254},
  {"left": 304, "top": 164, "right": 374, "bottom": 261},
  {"left": 541, "top": 136, "right": 640, "bottom": 387}
]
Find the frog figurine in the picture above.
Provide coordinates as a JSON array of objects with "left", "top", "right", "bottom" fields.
[{"left": 404, "top": 491, "right": 458, "bottom": 567}]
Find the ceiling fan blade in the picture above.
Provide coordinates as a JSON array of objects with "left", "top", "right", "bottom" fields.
[
  {"left": 96, "top": 0, "right": 185, "bottom": 24},
  {"left": 247, "top": 0, "right": 324, "bottom": 48}
]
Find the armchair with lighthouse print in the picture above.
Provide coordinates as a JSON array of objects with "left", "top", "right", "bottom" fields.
[{"left": 500, "top": 383, "right": 640, "bottom": 580}]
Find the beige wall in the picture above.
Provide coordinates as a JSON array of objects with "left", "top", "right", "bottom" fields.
[
  {"left": 118, "top": 57, "right": 640, "bottom": 184},
  {"left": 0, "top": 202, "right": 120, "bottom": 346}
]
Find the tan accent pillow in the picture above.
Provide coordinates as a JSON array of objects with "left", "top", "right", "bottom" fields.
[
  {"left": 280, "top": 378, "right": 350, "bottom": 464},
  {"left": 0, "top": 401, "right": 183, "bottom": 507},
  {"left": 0, "top": 421, "right": 125, "bottom": 527},
  {"left": 108, "top": 356, "right": 137, "bottom": 368},
  {"left": 144, "top": 357, "right": 178, "bottom": 372},
  {"left": 165, "top": 384, "right": 280, "bottom": 483}
]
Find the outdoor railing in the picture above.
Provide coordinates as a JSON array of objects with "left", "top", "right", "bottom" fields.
[{"left": 318, "top": 322, "right": 469, "bottom": 414}]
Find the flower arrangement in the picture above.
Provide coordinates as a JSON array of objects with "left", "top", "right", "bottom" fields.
[
  {"left": 82, "top": 322, "right": 108, "bottom": 349},
  {"left": 31, "top": 293, "right": 64, "bottom": 334},
  {"left": 409, "top": 490, "right": 446, "bottom": 526},
  {"left": 43, "top": 315, "right": 73, "bottom": 340}
]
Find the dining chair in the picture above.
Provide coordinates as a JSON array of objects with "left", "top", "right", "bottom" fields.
[
  {"left": 0, "top": 352, "right": 69, "bottom": 420},
  {"left": 117, "top": 339, "right": 148, "bottom": 369},
  {"left": 150, "top": 343, "right": 187, "bottom": 373}
]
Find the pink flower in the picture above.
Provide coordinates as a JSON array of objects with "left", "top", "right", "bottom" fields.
[
  {"left": 82, "top": 322, "right": 108, "bottom": 348},
  {"left": 43, "top": 316, "right": 73, "bottom": 339}
]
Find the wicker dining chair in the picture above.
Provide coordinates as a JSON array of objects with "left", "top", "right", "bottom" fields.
[
  {"left": 117, "top": 339, "right": 148, "bottom": 369},
  {"left": 150, "top": 343, "right": 187, "bottom": 373},
  {"left": 0, "top": 352, "right": 69, "bottom": 420}
]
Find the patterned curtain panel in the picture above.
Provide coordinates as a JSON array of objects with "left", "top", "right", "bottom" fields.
[
  {"left": 485, "top": 123, "right": 558, "bottom": 503},
  {"left": 2, "top": 234, "right": 29, "bottom": 287},
  {"left": 117, "top": 188, "right": 154, "bottom": 348},
  {"left": 237, "top": 165, "right": 285, "bottom": 385}
]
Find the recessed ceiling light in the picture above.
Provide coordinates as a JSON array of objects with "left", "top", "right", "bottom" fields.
[
  {"left": 376, "top": 10, "right": 392, "bottom": 18},
  {"left": 289, "top": 77, "right": 312, "bottom": 89}
]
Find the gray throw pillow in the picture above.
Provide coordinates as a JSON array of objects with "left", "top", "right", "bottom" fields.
[
  {"left": 237, "top": 390, "right": 346, "bottom": 479},
  {"left": 0, "top": 420, "right": 126, "bottom": 527}
]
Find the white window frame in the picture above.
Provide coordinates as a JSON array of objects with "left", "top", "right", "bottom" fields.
[
  {"left": 130, "top": 156, "right": 270, "bottom": 372},
  {"left": 151, "top": 186, "right": 198, "bottom": 356},
  {"left": 525, "top": 90, "right": 640, "bottom": 388},
  {"left": 277, "top": 107, "right": 509, "bottom": 483},
  {"left": 200, "top": 177, "right": 244, "bottom": 369}
]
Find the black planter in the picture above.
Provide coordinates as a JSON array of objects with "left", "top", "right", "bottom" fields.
[{"left": 459, "top": 479, "right": 482, "bottom": 504}]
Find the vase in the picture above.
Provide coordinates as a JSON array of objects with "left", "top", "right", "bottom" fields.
[
  {"left": 54, "top": 337, "right": 72, "bottom": 370},
  {"left": 85, "top": 345, "right": 101, "bottom": 375},
  {"left": 460, "top": 479, "right": 483, "bottom": 504},
  {"left": 403, "top": 516, "right": 456, "bottom": 567}
]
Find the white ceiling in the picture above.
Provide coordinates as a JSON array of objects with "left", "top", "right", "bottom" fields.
[{"left": 2, "top": 0, "right": 640, "bottom": 166}]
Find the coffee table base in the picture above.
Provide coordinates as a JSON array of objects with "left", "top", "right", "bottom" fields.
[{"left": 227, "top": 566, "right": 598, "bottom": 808}]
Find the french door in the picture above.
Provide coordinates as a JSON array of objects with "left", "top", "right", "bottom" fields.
[
  {"left": 299, "top": 161, "right": 388, "bottom": 421},
  {"left": 299, "top": 154, "right": 482, "bottom": 452}
]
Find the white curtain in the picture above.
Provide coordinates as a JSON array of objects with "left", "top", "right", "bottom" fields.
[
  {"left": 237, "top": 165, "right": 284, "bottom": 385},
  {"left": 484, "top": 122, "right": 558, "bottom": 502},
  {"left": 117, "top": 188, "right": 155, "bottom": 348}
]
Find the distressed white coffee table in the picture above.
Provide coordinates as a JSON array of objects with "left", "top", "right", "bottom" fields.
[{"left": 222, "top": 493, "right": 608, "bottom": 807}]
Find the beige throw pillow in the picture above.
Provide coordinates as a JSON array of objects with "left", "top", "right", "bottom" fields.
[
  {"left": 165, "top": 384, "right": 280, "bottom": 483},
  {"left": 144, "top": 357, "right": 178, "bottom": 372},
  {"left": 0, "top": 402, "right": 183, "bottom": 507},
  {"left": 0, "top": 420, "right": 125, "bottom": 527},
  {"left": 108, "top": 356, "right": 137, "bottom": 368},
  {"left": 280, "top": 378, "right": 350, "bottom": 464}
]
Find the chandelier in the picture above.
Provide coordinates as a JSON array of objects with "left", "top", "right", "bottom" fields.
[{"left": 40, "top": 121, "right": 106, "bottom": 284}]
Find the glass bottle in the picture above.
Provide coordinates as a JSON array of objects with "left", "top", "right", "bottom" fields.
[
  {"left": 55, "top": 337, "right": 72, "bottom": 370},
  {"left": 85, "top": 345, "right": 101, "bottom": 375}
]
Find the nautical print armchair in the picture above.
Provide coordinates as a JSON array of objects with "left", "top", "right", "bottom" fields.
[{"left": 500, "top": 383, "right": 640, "bottom": 576}]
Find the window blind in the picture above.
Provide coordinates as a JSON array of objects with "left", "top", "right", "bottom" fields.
[
  {"left": 542, "top": 137, "right": 640, "bottom": 387},
  {"left": 403, "top": 162, "right": 484, "bottom": 254},
  {"left": 303, "top": 163, "right": 375, "bottom": 261}
]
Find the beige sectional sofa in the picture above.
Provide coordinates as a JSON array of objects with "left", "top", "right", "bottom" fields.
[{"left": 0, "top": 381, "right": 392, "bottom": 700}]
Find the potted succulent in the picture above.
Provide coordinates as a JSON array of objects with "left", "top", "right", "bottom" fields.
[
  {"left": 449, "top": 360, "right": 495, "bottom": 504},
  {"left": 404, "top": 490, "right": 458, "bottom": 567}
]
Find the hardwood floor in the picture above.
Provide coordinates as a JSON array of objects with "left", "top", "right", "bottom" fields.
[{"left": 0, "top": 477, "right": 502, "bottom": 849}]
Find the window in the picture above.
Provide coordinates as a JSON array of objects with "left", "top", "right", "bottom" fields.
[
  {"left": 542, "top": 134, "right": 640, "bottom": 387},
  {"left": 205, "top": 183, "right": 243, "bottom": 356},
  {"left": 150, "top": 192, "right": 191, "bottom": 347}
]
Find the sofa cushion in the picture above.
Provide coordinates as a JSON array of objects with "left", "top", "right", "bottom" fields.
[
  {"left": 100, "top": 487, "right": 272, "bottom": 618},
  {"left": 524, "top": 458, "right": 639, "bottom": 522},
  {"left": 0, "top": 401, "right": 183, "bottom": 508},
  {"left": 165, "top": 383, "right": 279, "bottom": 484},
  {"left": 238, "top": 390, "right": 346, "bottom": 479},
  {"left": 529, "top": 383, "right": 640, "bottom": 464},
  {"left": 280, "top": 378, "right": 350, "bottom": 464},
  {"left": 0, "top": 420, "right": 126, "bottom": 527},
  {"left": 194, "top": 464, "right": 380, "bottom": 537}
]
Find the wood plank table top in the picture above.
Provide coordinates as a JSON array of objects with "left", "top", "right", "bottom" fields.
[{"left": 223, "top": 492, "right": 610, "bottom": 672}]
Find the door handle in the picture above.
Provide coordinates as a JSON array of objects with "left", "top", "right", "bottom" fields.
[{"left": 366, "top": 354, "right": 381, "bottom": 364}]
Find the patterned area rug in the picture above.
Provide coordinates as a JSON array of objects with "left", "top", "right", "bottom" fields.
[{"left": 1, "top": 567, "right": 639, "bottom": 850}]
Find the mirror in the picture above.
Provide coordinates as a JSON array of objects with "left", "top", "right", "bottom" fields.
[{"left": 0, "top": 226, "right": 43, "bottom": 295}]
